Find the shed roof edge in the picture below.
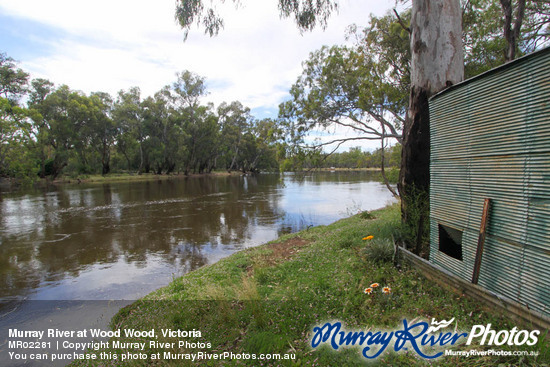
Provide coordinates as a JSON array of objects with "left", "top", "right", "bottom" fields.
[{"left": 430, "top": 46, "right": 550, "bottom": 102}]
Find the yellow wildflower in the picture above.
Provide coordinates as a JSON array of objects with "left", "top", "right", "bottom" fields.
[
  {"left": 364, "top": 288, "right": 373, "bottom": 294},
  {"left": 370, "top": 283, "right": 380, "bottom": 288},
  {"left": 362, "top": 235, "right": 374, "bottom": 241}
]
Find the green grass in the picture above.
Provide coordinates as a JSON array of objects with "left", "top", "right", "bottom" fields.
[{"left": 70, "top": 204, "right": 549, "bottom": 366}]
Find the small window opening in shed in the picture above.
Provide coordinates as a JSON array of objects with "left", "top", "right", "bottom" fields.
[{"left": 438, "top": 224, "right": 463, "bottom": 260}]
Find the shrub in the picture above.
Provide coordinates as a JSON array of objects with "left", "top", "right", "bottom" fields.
[
  {"left": 364, "top": 238, "right": 395, "bottom": 264},
  {"left": 359, "top": 210, "right": 376, "bottom": 220}
]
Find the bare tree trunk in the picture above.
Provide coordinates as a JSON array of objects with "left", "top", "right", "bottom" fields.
[
  {"left": 399, "top": 0, "right": 464, "bottom": 254},
  {"left": 138, "top": 141, "right": 144, "bottom": 175},
  {"left": 228, "top": 145, "right": 239, "bottom": 172},
  {"left": 101, "top": 141, "right": 110, "bottom": 175},
  {"left": 500, "top": 0, "right": 526, "bottom": 62}
]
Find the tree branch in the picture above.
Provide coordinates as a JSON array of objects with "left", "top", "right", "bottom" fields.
[
  {"left": 393, "top": 9, "right": 411, "bottom": 34},
  {"left": 379, "top": 122, "right": 400, "bottom": 198},
  {"left": 300, "top": 136, "right": 385, "bottom": 150}
]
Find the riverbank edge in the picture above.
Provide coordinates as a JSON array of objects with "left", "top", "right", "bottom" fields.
[
  {"left": 53, "top": 168, "right": 386, "bottom": 184},
  {"left": 0, "top": 171, "right": 248, "bottom": 190},
  {"left": 71, "top": 203, "right": 548, "bottom": 366},
  {"left": 52, "top": 171, "right": 243, "bottom": 184},
  {"left": 1, "top": 169, "right": 392, "bottom": 190}
]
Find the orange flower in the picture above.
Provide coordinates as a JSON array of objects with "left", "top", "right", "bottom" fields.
[
  {"left": 364, "top": 288, "right": 373, "bottom": 295},
  {"left": 362, "top": 235, "right": 374, "bottom": 241},
  {"left": 382, "top": 287, "right": 391, "bottom": 294},
  {"left": 370, "top": 283, "right": 380, "bottom": 288}
]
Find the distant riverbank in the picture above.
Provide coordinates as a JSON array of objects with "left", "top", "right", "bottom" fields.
[
  {"left": 53, "top": 168, "right": 388, "bottom": 185},
  {"left": 1, "top": 169, "right": 396, "bottom": 192},
  {"left": 52, "top": 171, "right": 240, "bottom": 185}
]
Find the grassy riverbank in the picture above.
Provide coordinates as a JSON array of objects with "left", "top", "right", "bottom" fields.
[{"left": 72, "top": 204, "right": 548, "bottom": 366}]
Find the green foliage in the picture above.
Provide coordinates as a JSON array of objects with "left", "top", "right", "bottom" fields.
[
  {"left": 0, "top": 55, "right": 35, "bottom": 180},
  {"left": 399, "top": 185, "right": 430, "bottom": 257},
  {"left": 3, "top": 0, "right": 550, "bottom": 182},
  {"left": 278, "top": 11, "right": 408, "bottom": 152},
  {"left": 280, "top": 144, "right": 401, "bottom": 172},
  {"left": 175, "top": 0, "right": 338, "bottom": 40},
  {"left": 383, "top": 167, "right": 400, "bottom": 184},
  {"left": 0, "top": 53, "right": 284, "bottom": 181},
  {"left": 463, "top": 0, "right": 550, "bottom": 77},
  {"left": 359, "top": 210, "right": 375, "bottom": 220},
  {"left": 0, "top": 53, "right": 29, "bottom": 102}
]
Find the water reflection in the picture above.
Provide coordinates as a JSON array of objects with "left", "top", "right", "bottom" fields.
[{"left": 0, "top": 172, "right": 395, "bottom": 305}]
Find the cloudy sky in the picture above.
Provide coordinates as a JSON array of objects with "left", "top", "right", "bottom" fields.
[{"left": 0, "top": 0, "right": 397, "bottom": 150}]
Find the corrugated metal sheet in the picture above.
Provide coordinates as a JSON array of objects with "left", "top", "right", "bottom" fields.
[{"left": 429, "top": 47, "right": 550, "bottom": 316}]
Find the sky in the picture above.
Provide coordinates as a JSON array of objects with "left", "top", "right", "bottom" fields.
[{"left": 0, "top": 0, "right": 397, "bottom": 151}]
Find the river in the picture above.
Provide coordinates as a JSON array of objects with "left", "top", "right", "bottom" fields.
[
  {"left": 0, "top": 171, "right": 395, "bottom": 366},
  {"left": 1, "top": 171, "right": 395, "bottom": 305}
]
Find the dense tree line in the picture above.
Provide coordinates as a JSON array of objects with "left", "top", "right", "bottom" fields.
[
  {"left": 0, "top": 60, "right": 283, "bottom": 180},
  {"left": 279, "top": 145, "right": 401, "bottom": 172},
  {"left": 1, "top": 55, "right": 393, "bottom": 182},
  {"left": 3, "top": 0, "right": 548, "bottom": 187}
]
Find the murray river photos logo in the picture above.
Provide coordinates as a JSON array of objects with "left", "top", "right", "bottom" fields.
[{"left": 310, "top": 318, "right": 540, "bottom": 360}]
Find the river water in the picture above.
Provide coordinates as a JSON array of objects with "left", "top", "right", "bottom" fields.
[
  {"left": 1, "top": 172, "right": 395, "bottom": 305},
  {"left": 0, "top": 171, "right": 396, "bottom": 366}
]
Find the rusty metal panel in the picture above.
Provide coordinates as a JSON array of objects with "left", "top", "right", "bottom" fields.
[{"left": 429, "top": 47, "right": 550, "bottom": 316}]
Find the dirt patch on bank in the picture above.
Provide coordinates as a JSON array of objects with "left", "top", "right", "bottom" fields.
[
  {"left": 267, "top": 237, "right": 311, "bottom": 261},
  {"left": 248, "top": 237, "right": 311, "bottom": 275}
]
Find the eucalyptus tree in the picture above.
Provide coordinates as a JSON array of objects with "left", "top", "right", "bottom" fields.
[
  {"left": 86, "top": 92, "right": 116, "bottom": 175},
  {"left": 0, "top": 53, "right": 31, "bottom": 177},
  {"left": 398, "top": 0, "right": 463, "bottom": 237},
  {"left": 171, "top": 70, "right": 207, "bottom": 110},
  {"left": 141, "top": 92, "right": 171, "bottom": 174},
  {"left": 173, "top": 0, "right": 464, "bottom": 248},
  {"left": 279, "top": 10, "right": 409, "bottom": 153},
  {"left": 217, "top": 101, "right": 253, "bottom": 172},
  {"left": 143, "top": 86, "right": 188, "bottom": 174},
  {"left": 113, "top": 86, "right": 181, "bottom": 174},
  {"left": 0, "top": 98, "right": 20, "bottom": 176},
  {"left": 112, "top": 87, "right": 143, "bottom": 172},
  {"left": 28, "top": 83, "right": 93, "bottom": 178},
  {"left": 247, "top": 118, "right": 281, "bottom": 172},
  {"left": 167, "top": 70, "right": 216, "bottom": 174},
  {"left": 26, "top": 78, "right": 54, "bottom": 177},
  {"left": 0, "top": 53, "right": 29, "bottom": 102},
  {"left": 229, "top": 117, "right": 281, "bottom": 173},
  {"left": 188, "top": 105, "right": 219, "bottom": 174},
  {"left": 166, "top": 101, "right": 219, "bottom": 174},
  {"left": 277, "top": 11, "right": 408, "bottom": 195},
  {"left": 463, "top": 0, "right": 550, "bottom": 75}
]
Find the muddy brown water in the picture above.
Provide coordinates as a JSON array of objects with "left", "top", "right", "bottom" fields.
[
  {"left": 0, "top": 172, "right": 395, "bottom": 365},
  {"left": 1, "top": 172, "right": 395, "bottom": 304}
]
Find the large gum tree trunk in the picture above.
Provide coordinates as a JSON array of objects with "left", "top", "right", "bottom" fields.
[{"left": 399, "top": 0, "right": 464, "bottom": 255}]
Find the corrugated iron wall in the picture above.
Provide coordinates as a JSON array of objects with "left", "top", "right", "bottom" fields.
[{"left": 429, "top": 47, "right": 550, "bottom": 317}]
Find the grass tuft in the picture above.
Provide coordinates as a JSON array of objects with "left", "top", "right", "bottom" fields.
[{"left": 364, "top": 238, "right": 395, "bottom": 264}]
